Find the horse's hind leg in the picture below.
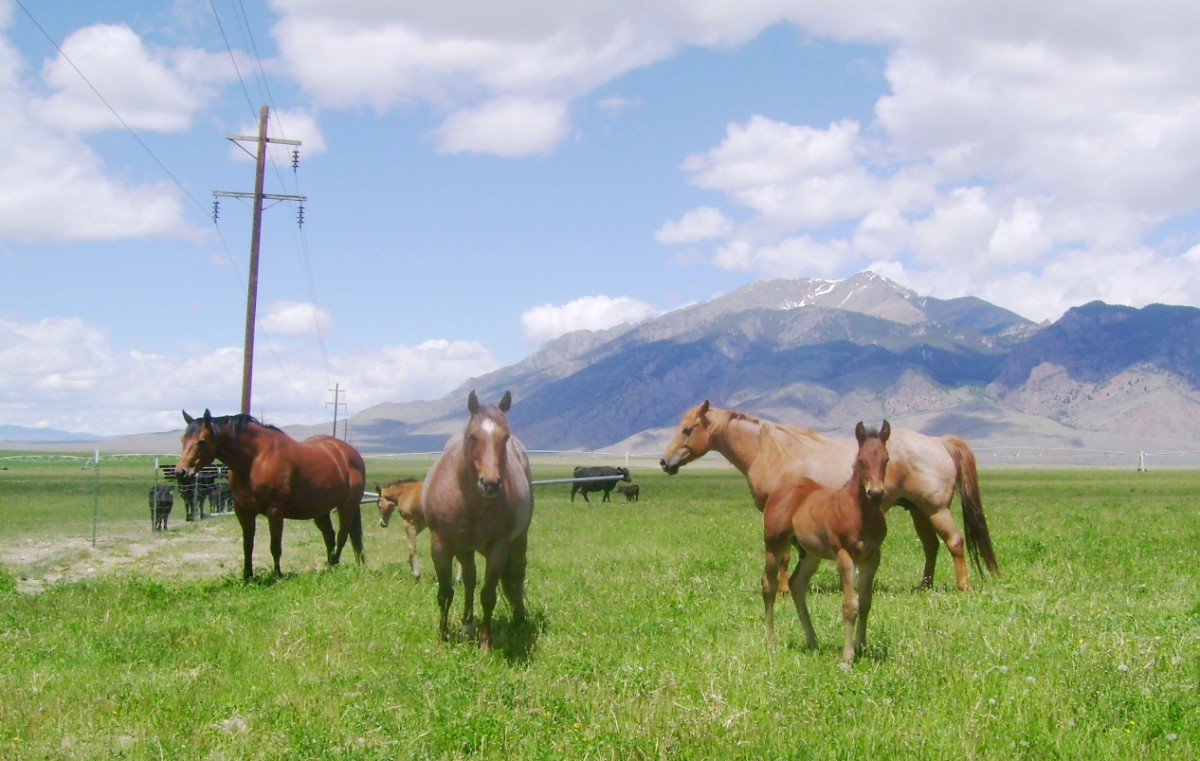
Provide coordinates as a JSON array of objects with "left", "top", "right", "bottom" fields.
[
  {"left": 908, "top": 507, "right": 941, "bottom": 589},
  {"left": 761, "top": 526, "right": 791, "bottom": 643},
  {"left": 930, "top": 507, "right": 970, "bottom": 591},
  {"left": 235, "top": 508, "right": 256, "bottom": 580},
  {"left": 267, "top": 513, "right": 285, "bottom": 577},
  {"left": 314, "top": 513, "right": 337, "bottom": 565},
  {"left": 329, "top": 504, "right": 365, "bottom": 566},
  {"left": 501, "top": 533, "right": 529, "bottom": 627}
]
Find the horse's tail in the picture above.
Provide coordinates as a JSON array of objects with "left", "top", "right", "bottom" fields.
[
  {"left": 942, "top": 436, "right": 1000, "bottom": 578},
  {"left": 350, "top": 497, "right": 366, "bottom": 564}
]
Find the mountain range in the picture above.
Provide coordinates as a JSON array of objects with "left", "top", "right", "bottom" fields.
[
  {"left": 54, "top": 271, "right": 1200, "bottom": 458},
  {"left": 334, "top": 271, "right": 1200, "bottom": 456}
]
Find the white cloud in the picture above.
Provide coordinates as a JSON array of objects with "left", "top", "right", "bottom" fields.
[
  {"left": 227, "top": 108, "right": 328, "bottom": 164},
  {"left": 0, "top": 315, "right": 503, "bottom": 436},
  {"left": 654, "top": 206, "right": 732, "bottom": 244},
  {"left": 435, "top": 97, "right": 568, "bottom": 156},
  {"left": 0, "top": 22, "right": 207, "bottom": 243},
  {"left": 654, "top": 2, "right": 1200, "bottom": 320},
  {"left": 269, "top": 1, "right": 790, "bottom": 156},
  {"left": 521, "top": 295, "right": 659, "bottom": 345},
  {"left": 259, "top": 301, "right": 331, "bottom": 337},
  {"left": 34, "top": 23, "right": 232, "bottom": 133}
]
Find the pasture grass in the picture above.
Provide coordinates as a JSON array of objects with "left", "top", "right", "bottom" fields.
[{"left": 0, "top": 455, "right": 1197, "bottom": 759}]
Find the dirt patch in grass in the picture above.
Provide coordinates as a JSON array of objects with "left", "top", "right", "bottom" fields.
[{"left": 0, "top": 520, "right": 238, "bottom": 594}]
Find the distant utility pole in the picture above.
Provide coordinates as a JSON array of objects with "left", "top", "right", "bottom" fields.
[
  {"left": 327, "top": 384, "right": 346, "bottom": 438},
  {"left": 213, "top": 105, "right": 306, "bottom": 415}
]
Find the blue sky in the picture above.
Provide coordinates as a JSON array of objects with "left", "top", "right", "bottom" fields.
[{"left": 3, "top": 1, "right": 1199, "bottom": 436}]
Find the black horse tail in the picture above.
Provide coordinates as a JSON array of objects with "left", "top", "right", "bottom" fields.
[
  {"left": 350, "top": 500, "right": 366, "bottom": 565},
  {"left": 943, "top": 436, "right": 1000, "bottom": 578}
]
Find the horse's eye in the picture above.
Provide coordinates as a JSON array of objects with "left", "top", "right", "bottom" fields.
[{"left": 682, "top": 427, "right": 693, "bottom": 437}]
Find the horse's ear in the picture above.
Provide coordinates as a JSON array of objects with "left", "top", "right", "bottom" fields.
[
  {"left": 467, "top": 390, "right": 479, "bottom": 414},
  {"left": 182, "top": 410, "right": 194, "bottom": 425},
  {"left": 698, "top": 400, "right": 710, "bottom": 418},
  {"left": 879, "top": 420, "right": 891, "bottom": 443},
  {"left": 855, "top": 421, "right": 867, "bottom": 444},
  {"left": 202, "top": 409, "right": 214, "bottom": 428},
  {"left": 499, "top": 390, "right": 512, "bottom": 412}
]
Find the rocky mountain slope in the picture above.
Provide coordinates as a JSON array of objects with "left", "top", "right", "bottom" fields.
[{"left": 340, "top": 272, "right": 1200, "bottom": 455}]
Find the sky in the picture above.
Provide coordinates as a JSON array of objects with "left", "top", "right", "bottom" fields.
[{"left": 2, "top": 1, "right": 1199, "bottom": 437}]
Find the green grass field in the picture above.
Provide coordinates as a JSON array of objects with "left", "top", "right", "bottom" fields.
[{"left": 1, "top": 453, "right": 1197, "bottom": 759}]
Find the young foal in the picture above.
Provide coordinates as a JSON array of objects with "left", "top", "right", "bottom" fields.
[
  {"left": 376, "top": 478, "right": 426, "bottom": 577},
  {"left": 762, "top": 421, "right": 891, "bottom": 662}
]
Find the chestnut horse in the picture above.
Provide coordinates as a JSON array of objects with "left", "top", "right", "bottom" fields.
[
  {"left": 376, "top": 478, "right": 426, "bottom": 578},
  {"left": 176, "top": 410, "right": 366, "bottom": 579},
  {"left": 763, "top": 421, "right": 891, "bottom": 662},
  {"left": 422, "top": 390, "right": 533, "bottom": 651},
  {"left": 660, "top": 401, "right": 998, "bottom": 590}
]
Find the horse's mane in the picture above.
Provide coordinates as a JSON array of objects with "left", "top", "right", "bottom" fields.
[
  {"left": 383, "top": 477, "right": 420, "bottom": 487},
  {"left": 720, "top": 408, "right": 827, "bottom": 445},
  {"left": 185, "top": 413, "right": 279, "bottom": 437}
]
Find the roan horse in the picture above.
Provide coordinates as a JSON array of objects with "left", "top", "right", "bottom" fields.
[
  {"left": 376, "top": 478, "right": 427, "bottom": 578},
  {"left": 176, "top": 410, "right": 366, "bottom": 580},
  {"left": 762, "top": 421, "right": 891, "bottom": 662},
  {"left": 660, "top": 401, "right": 998, "bottom": 590},
  {"left": 422, "top": 390, "right": 533, "bottom": 651}
]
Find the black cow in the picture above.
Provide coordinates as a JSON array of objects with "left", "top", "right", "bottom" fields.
[
  {"left": 149, "top": 484, "right": 174, "bottom": 531},
  {"left": 570, "top": 466, "right": 631, "bottom": 503},
  {"left": 617, "top": 484, "right": 640, "bottom": 502}
]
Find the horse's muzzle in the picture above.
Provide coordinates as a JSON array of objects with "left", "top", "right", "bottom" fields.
[
  {"left": 477, "top": 478, "right": 502, "bottom": 498},
  {"left": 866, "top": 488, "right": 886, "bottom": 504},
  {"left": 660, "top": 459, "right": 680, "bottom": 476}
]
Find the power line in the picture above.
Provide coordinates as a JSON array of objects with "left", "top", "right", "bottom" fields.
[{"left": 14, "top": 0, "right": 211, "bottom": 221}]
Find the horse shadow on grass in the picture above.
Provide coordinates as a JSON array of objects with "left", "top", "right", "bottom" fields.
[{"left": 442, "top": 607, "right": 547, "bottom": 665}]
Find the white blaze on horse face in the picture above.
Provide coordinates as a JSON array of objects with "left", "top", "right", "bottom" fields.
[{"left": 471, "top": 417, "right": 507, "bottom": 497}]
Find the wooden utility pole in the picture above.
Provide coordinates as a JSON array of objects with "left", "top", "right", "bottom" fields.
[
  {"left": 213, "top": 105, "right": 305, "bottom": 415},
  {"left": 327, "top": 384, "right": 346, "bottom": 438}
]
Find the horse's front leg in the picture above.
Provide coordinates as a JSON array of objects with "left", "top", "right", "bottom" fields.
[
  {"left": 500, "top": 532, "right": 529, "bottom": 628},
  {"left": 788, "top": 553, "right": 822, "bottom": 651},
  {"left": 478, "top": 546, "right": 508, "bottom": 652},
  {"left": 405, "top": 521, "right": 421, "bottom": 579},
  {"left": 267, "top": 513, "right": 285, "bottom": 577},
  {"left": 836, "top": 549, "right": 858, "bottom": 663},
  {"left": 235, "top": 507, "right": 256, "bottom": 580},
  {"left": 314, "top": 512, "right": 337, "bottom": 564},
  {"left": 430, "top": 534, "right": 455, "bottom": 642},
  {"left": 458, "top": 552, "right": 478, "bottom": 638},
  {"left": 854, "top": 547, "right": 882, "bottom": 658}
]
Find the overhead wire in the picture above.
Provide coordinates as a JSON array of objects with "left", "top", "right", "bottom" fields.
[
  {"left": 227, "top": 0, "right": 335, "bottom": 382},
  {"left": 12, "top": 0, "right": 247, "bottom": 293},
  {"left": 16, "top": 0, "right": 326, "bottom": 413}
]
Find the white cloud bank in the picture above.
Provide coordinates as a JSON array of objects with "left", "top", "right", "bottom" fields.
[
  {"left": 521, "top": 295, "right": 659, "bottom": 345},
  {"left": 652, "top": 3, "right": 1200, "bottom": 320},
  {"left": 0, "top": 315, "right": 502, "bottom": 436}
]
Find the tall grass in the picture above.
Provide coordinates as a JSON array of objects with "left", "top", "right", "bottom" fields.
[{"left": 1, "top": 456, "right": 1197, "bottom": 759}]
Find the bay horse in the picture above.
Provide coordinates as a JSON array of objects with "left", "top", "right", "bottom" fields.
[
  {"left": 376, "top": 478, "right": 427, "bottom": 578},
  {"left": 660, "top": 400, "right": 998, "bottom": 590},
  {"left": 763, "top": 421, "right": 890, "bottom": 662},
  {"left": 422, "top": 390, "right": 533, "bottom": 651},
  {"left": 176, "top": 410, "right": 366, "bottom": 580}
]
